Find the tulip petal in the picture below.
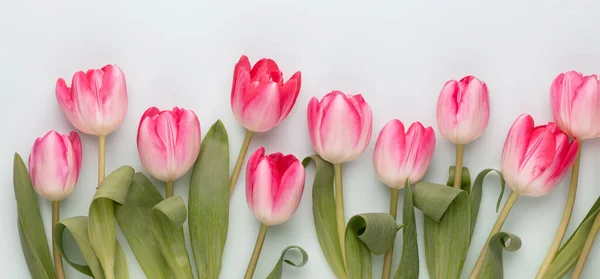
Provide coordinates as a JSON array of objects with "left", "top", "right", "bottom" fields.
[
  {"left": 436, "top": 80, "right": 459, "bottom": 142},
  {"left": 246, "top": 147, "right": 266, "bottom": 208},
  {"left": 307, "top": 97, "right": 324, "bottom": 155},
  {"left": 515, "top": 125, "right": 556, "bottom": 191},
  {"left": 405, "top": 123, "right": 436, "bottom": 183},
  {"left": 348, "top": 94, "right": 372, "bottom": 160},
  {"left": 569, "top": 75, "right": 600, "bottom": 139},
  {"left": 240, "top": 82, "right": 282, "bottom": 132},
  {"left": 319, "top": 92, "right": 362, "bottom": 163},
  {"left": 231, "top": 55, "right": 252, "bottom": 106},
  {"left": 56, "top": 78, "right": 94, "bottom": 134},
  {"left": 251, "top": 159, "right": 275, "bottom": 224},
  {"left": 29, "top": 131, "right": 70, "bottom": 200},
  {"left": 98, "top": 65, "right": 128, "bottom": 135},
  {"left": 174, "top": 109, "right": 201, "bottom": 179},
  {"left": 250, "top": 58, "right": 280, "bottom": 77},
  {"left": 271, "top": 161, "right": 305, "bottom": 225},
  {"left": 455, "top": 77, "right": 489, "bottom": 143},
  {"left": 137, "top": 114, "right": 169, "bottom": 181},
  {"left": 373, "top": 120, "right": 406, "bottom": 188},
  {"left": 527, "top": 132, "right": 577, "bottom": 197},
  {"left": 501, "top": 114, "right": 534, "bottom": 191},
  {"left": 278, "top": 71, "right": 302, "bottom": 122}
]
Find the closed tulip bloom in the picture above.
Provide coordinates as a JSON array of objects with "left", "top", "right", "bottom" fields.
[
  {"left": 501, "top": 114, "right": 579, "bottom": 197},
  {"left": 246, "top": 147, "right": 305, "bottom": 226},
  {"left": 436, "top": 76, "right": 490, "bottom": 144},
  {"left": 307, "top": 91, "right": 373, "bottom": 164},
  {"left": 231, "top": 55, "right": 301, "bottom": 132},
  {"left": 550, "top": 71, "right": 600, "bottom": 140},
  {"left": 56, "top": 64, "right": 128, "bottom": 136},
  {"left": 373, "top": 120, "right": 436, "bottom": 188},
  {"left": 28, "top": 131, "right": 82, "bottom": 201},
  {"left": 137, "top": 107, "right": 201, "bottom": 182}
]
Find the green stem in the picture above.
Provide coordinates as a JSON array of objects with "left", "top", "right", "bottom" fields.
[
  {"left": 98, "top": 135, "right": 106, "bottom": 185},
  {"left": 469, "top": 191, "right": 519, "bottom": 279},
  {"left": 454, "top": 144, "right": 464, "bottom": 189},
  {"left": 382, "top": 188, "right": 400, "bottom": 279},
  {"left": 571, "top": 207, "right": 600, "bottom": 279},
  {"left": 229, "top": 130, "right": 254, "bottom": 196},
  {"left": 244, "top": 223, "right": 268, "bottom": 279},
  {"left": 165, "top": 180, "right": 174, "bottom": 198},
  {"left": 536, "top": 140, "right": 582, "bottom": 279},
  {"left": 52, "top": 201, "right": 65, "bottom": 279},
  {"left": 334, "top": 163, "right": 347, "bottom": 269}
]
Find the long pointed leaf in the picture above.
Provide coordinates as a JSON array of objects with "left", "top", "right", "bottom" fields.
[
  {"left": 303, "top": 155, "right": 346, "bottom": 278},
  {"left": 470, "top": 169, "right": 505, "bottom": 235},
  {"left": 88, "top": 166, "right": 134, "bottom": 279},
  {"left": 543, "top": 196, "right": 600, "bottom": 279},
  {"left": 395, "top": 181, "right": 418, "bottom": 279},
  {"left": 115, "top": 172, "right": 171, "bottom": 279},
  {"left": 151, "top": 196, "right": 193, "bottom": 279},
  {"left": 189, "top": 120, "right": 229, "bottom": 279},
  {"left": 479, "top": 232, "right": 521, "bottom": 279},
  {"left": 13, "top": 153, "right": 56, "bottom": 279},
  {"left": 266, "top": 246, "right": 309, "bottom": 279}
]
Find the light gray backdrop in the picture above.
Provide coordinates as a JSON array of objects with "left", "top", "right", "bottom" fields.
[{"left": 1, "top": 1, "right": 599, "bottom": 278}]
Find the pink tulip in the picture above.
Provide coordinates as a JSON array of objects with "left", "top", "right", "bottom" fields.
[
  {"left": 231, "top": 55, "right": 302, "bottom": 132},
  {"left": 246, "top": 147, "right": 305, "bottom": 226},
  {"left": 28, "top": 131, "right": 82, "bottom": 201},
  {"left": 307, "top": 91, "right": 372, "bottom": 164},
  {"left": 436, "top": 76, "right": 490, "bottom": 144},
  {"left": 550, "top": 71, "right": 600, "bottom": 140},
  {"left": 137, "top": 107, "right": 201, "bottom": 182},
  {"left": 56, "top": 64, "right": 128, "bottom": 136},
  {"left": 373, "top": 120, "right": 436, "bottom": 188},
  {"left": 501, "top": 114, "right": 579, "bottom": 197}
]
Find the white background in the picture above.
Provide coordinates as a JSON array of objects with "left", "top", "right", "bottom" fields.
[{"left": 1, "top": 1, "right": 600, "bottom": 278}]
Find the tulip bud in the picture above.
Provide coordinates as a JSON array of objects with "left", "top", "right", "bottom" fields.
[
  {"left": 137, "top": 107, "right": 201, "bottom": 182},
  {"left": 436, "top": 75, "right": 490, "bottom": 144},
  {"left": 550, "top": 71, "right": 600, "bottom": 140},
  {"left": 373, "top": 120, "right": 436, "bottom": 188},
  {"left": 246, "top": 147, "right": 305, "bottom": 226},
  {"left": 501, "top": 114, "right": 579, "bottom": 197},
  {"left": 231, "top": 55, "right": 302, "bottom": 132},
  {"left": 56, "top": 64, "right": 128, "bottom": 136},
  {"left": 307, "top": 91, "right": 372, "bottom": 164},
  {"left": 28, "top": 131, "right": 82, "bottom": 201}
]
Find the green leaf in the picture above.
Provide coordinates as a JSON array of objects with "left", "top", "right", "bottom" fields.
[
  {"left": 55, "top": 216, "right": 129, "bottom": 279},
  {"left": 303, "top": 155, "right": 346, "bottom": 278},
  {"left": 115, "top": 172, "right": 171, "bottom": 279},
  {"left": 543, "top": 196, "right": 600, "bottom": 279},
  {"left": 415, "top": 181, "right": 471, "bottom": 279},
  {"left": 151, "top": 196, "right": 194, "bottom": 279},
  {"left": 13, "top": 153, "right": 56, "bottom": 279},
  {"left": 266, "top": 246, "right": 309, "bottom": 279},
  {"left": 88, "top": 165, "right": 134, "bottom": 279},
  {"left": 479, "top": 232, "right": 521, "bottom": 279},
  {"left": 189, "top": 120, "right": 230, "bottom": 279},
  {"left": 470, "top": 169, "right": 505, "bottom": 234},
  {"left": 346, "top": 213, "right": 398, "bottom": 279},
  {"left": 445, "top": 166, "right": 471, "bottom": 194},
  {"left": 395, "top": 181, "right": 418, "bottom": 279}
]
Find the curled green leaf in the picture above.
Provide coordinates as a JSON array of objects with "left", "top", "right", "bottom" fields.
[
  {"left": 470, "top": 169, "right": 505, "bottom": 234},
  {"left": 446, "top": 166, "right": 472, "bottom": 194},
  {"left": 413, "top": 181, "right": 464, "bottom": 222},
  {"left": 151, "top": 196, "right": 193, "bottom": 279},
  {"left": 13, "top": 153, "right": 56, "bottom": 279},
  {"left": 303, "top": 155, "right": 346, "bottom": 279},
  {"left": 479, "top": 232, "right": 522, "bottom": 279},
  {"left": 543, "top": 196, "right": 600, "bottom": 279},
  {"left": 189, "top": 120, "right": 230, "bottom": 279},
  {"left": 115, "top": 172, "right": 171, "bottom": 279},
  {"left": 346, "top": 213, "right": 398, "bottom": 279},
  {"left": 88, "top": 165, "right": 134, "bottom": 279},
  {"left": 395, "top": 181, "right": 418, "bottom": 279},
  {"left": 266, "top": 245, "right": 309, "bottom": 279}
]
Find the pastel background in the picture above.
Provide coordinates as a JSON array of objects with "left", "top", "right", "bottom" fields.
[{"left": 2, "top": 1, "right": 599, "bottom": 278}]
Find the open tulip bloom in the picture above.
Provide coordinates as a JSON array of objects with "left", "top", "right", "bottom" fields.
[{"left": 228, "top": 55, "right": 302, "bottom": 197}]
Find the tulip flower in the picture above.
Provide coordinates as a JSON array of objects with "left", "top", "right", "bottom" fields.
[
  {"left": 373, "top": 120, "right": 435, "bottom": 278},
  {"left": 538, "top": 71, "right": 597, "bottom": 278},
  {"left": 28, "top": 130, "right": 82, "bottom": 279},
  {"left": 470, "top": 114, "right": 578, "bottom": 279},
  {"left": 137, "top": 106, "right": 201, "bottom": 197},
  {"left": 56, "top": 64, "right": 127, "bottom": 184},
  {"left": 229, "top": 55, "right": 302, "bottom": 197},
  {"left": 243, "top": 147, "right": 305, "bottom": 279},
  {"left": 307, "top": 90, "right": 372, "bottom": 267},
  {"left": 436, "top": 75, "right": 490, "bottom": 190}
]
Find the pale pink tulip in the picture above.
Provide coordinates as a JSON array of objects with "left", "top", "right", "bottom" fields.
[
  {"left": 137, "top": 107, "right": 201, "bottom": 182},
  {"left": 56, "top": 64, "right": 128, "bottom": 136},
  {"left": 246, "top": 147, "right": 305, "bottom": 226},
  {"left": 231, "top": 55, "right": 301, "bottom": 132},
  {"left": 550, "top": 71, "right": 600, "bottom": 140},
  {"left": 501, "top": 114, "right": 578, "bottom": 197},
  {"left": 28, "top": 131, "right": 82, "bottom": 201},
  {"left": 307, "top": 91, "right": 372, "bottom": 164},
  {"left": 436, "top": 76, "right": 490, "bottom": 144},
  {"left": 373, "top": 120, "right": 436, "bottom": 188}
]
